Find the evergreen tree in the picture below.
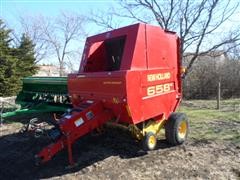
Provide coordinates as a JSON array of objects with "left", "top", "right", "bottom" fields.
[
  {"left": 0, "top": 20, "right": 37, "bottom": 97},
  {"left": 0, "top": 19, "right": 18, "bottom": 96},
  {"left": 16, "top": 33, "right": 37, "bottom": 77}
]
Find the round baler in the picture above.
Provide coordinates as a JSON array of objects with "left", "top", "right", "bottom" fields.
[{"left": 36, "top": 23, "right": 189, "bottom": 165}]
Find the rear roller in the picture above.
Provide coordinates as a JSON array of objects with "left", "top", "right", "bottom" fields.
[{"left": 165, "top": 113, "right": 189, "bottom": 145}]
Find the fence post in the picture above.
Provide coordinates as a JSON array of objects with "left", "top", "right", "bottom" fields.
[{"left": 217, "top": 81, "right": 221, "bottom": 110}]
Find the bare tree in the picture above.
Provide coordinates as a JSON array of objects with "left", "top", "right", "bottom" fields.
[
  {"left": 18, "top": 12, "right": 87, "bottom": 76},
  {"left": 89, "top": 0, "right": 240, "bottom": 75},
  {"left": 87, "top": 9, "right": 119, "bottom": 31},
  {"left": 16, "top": 15, "right": 51, "bottom": 63},
  {"left": 224, "top": 41, "right": 240, "bottom": 60},
  {"left": 40, "top": 12, "right": 86, "bottom": 76}
]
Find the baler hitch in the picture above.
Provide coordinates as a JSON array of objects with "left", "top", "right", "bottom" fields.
[{"left": 35, "top": 101, "right": 114, "bottom": 165}]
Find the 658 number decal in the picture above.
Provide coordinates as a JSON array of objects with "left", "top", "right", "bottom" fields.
[{"left": 147, "top": 83, "right": 174, "bottom": 96}]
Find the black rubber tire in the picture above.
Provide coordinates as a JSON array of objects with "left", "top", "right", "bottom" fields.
[
  {"left": 165, "top": 113, "right": 189, "bottom": 145},
  {"left": 143, "top": 131, "right": 157, "bottom": 151}
]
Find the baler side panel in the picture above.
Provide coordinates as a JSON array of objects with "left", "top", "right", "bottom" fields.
[
  {"left": 126, "top": 24, "right": 181, "bottom": 124},
  {"left": 145, "top": 25, "right": 180, "bottom": 93},
  {"left": 126, "top": 70, "right": 179, "bottom": 124},
  {"left": 68, "top": 72, "right": 133, "bottom": 123},
  {"left": 145, "top": 26, "right": 173, "bottom": 69},
  {"left": 144, "top": 25, "right": 181, "bottom": 120},
  {"left": 68, "top": 72, "right": 127, "bottom": 104}
]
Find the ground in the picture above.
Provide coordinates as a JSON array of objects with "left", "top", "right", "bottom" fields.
[{"left": 0, "top": 99, "right": 239, "bottom": 179}]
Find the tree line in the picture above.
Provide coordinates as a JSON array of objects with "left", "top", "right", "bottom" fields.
[
  {"left": 183, "top": 52, "right": 240, "bottom": 99},
  {"left": 0, "top": 19, "right": 37, "bottom": 97}
]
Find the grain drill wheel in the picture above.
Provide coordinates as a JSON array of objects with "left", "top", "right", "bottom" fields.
[
  {"left": 165, "top": 113, "right": 189, "bottom": 145},
  {"left": 143, "top": 131, "right": 157, "bottom": 150}
]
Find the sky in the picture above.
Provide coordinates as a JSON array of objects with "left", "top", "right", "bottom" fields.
[
  {"left": 1, "top": 0, "right": 240, "bottom": 68},
  {"left": 1, "top": 0, "right": 115, "bottom": 16},
  {"left": 1, "top": 0, "right": 118, "bottom": 33},
  {"left": 0, "top": 0, "right": 122, "bottom": 67}
]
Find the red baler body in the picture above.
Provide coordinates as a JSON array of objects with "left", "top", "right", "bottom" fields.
[{"left": 68, "top": 23, "right": 182, "bottom": 123}]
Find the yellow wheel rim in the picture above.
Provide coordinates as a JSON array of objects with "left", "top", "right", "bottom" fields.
[
  {"left": 178, "top": 120, "right": 187, "bottom": 139},
  {"left": 148, "top": 135, "right": 156, "bottom": 149}
]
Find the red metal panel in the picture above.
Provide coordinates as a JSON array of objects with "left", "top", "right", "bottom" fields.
[
  {"left": 125, "top": 69, "right": 179, "bottom": 124},
  {"left": 146, "top": 25, "right": 177, "bottom": 69},
  {"left": 130, "top": 23, "right": 147, "bottom": 70},
  {"left": 79, "top": 24, "right": 140, "bottom": 72},
  {"left": 68, "top": 72, "right": 127, "bottom": 103}
]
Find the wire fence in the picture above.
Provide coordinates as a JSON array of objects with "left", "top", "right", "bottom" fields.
[
  {"left": 182, "top": 86, "right": 240, "bottom": 121},
  {"left": 183, "top": 87, "right": 240, "bottom": 100}
]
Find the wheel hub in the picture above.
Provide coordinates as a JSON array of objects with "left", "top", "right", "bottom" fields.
[{"left": 178, "top": 120, "right": 187, "bottom": 139}]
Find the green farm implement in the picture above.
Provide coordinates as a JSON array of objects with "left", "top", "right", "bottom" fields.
[{"left": 0, "top": 77, "right": 71, "bottom": 121}]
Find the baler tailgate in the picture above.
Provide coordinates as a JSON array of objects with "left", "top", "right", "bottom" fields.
[{"left": 36, "top": 101, "right": 114, "bottom": 165}]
